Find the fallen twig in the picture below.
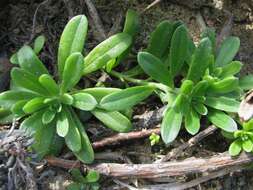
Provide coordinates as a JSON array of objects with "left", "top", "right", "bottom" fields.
[
  {"left": 30, "top": 0, "right": 49, "bottom": 42},
  {"left": 139, "top": 165, "right": 244, "bottom": 190},
  {"left": 142, "top": 0, "right": 162, "bottom": 13},
  {"left": 92, "top": 128, "right": 160, "bottom": 149},
  {"left": 84, "top": 0, "right": 106, "bottom": 40},
  {"left": 159, "top": 125, "right": 217, "bottom": 162},
  {"left": 46, "top": 152, "right": 253, "bottom": 179}
]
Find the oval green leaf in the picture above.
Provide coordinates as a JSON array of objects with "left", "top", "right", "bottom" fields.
[
  {"left": 56, "top": 110, "right": 69, "bottom": 137},
  {"left": 61, "top": 52, "right": 84, "bottom": 93},
  {"left": 205, "top": 96, "right": 240, "bottom": 113},
  {"left": 39, "top": 74, "right": 59, "bottom": 95},
  {"left": 58, "top": 15, "right": 88, "bottom": 79},
  {"left": 83, "top": 33, "right": 132, "bottom": 75},
  {"left": 215, "top": 37, "right": 240, "bottom": 66},
  {"left": 11, "top": 68, "right": 49, "bottom": 95},
  {"left": 33, "top": 35, "right": 46, "bottom": 54},
  {"left": 100, "top": 86, "right": 154, "bottom": 111},
  {"left": 72, "top": 92, "right": 97, "bottom": 111},
  {"left": 187, "top": 38, "right": 212, "bottom": 83},
  {"left": 207, "top": 109, "right": 238, "bottom": 132},
  {"left": 137, "top": 52, "right": 172, "bottom": 86},
  {"left": 229, "top": 139, "right": 242, "bottom": 156},
  {"left": 169, "top": 25, "right": 188, "bottom": 78},
  {"left": 92, "top": 109, "right": 132, "bottom": 132},
  {"left": 161, "top": 108, "right": 183, "bottom": 144},
  {"left": 185, "top": 108, "right": 200, "bottom": 135},
  {"left": 17, "top": 45, "right": 48, "bottom": 77},
  {"left": 147, "top": 20, "right": 173, "bottom": 59}
]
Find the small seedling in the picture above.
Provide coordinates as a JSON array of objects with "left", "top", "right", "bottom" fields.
[
  {"left": 67, "top": 169, "right": 100, "bottom": 190},
  {"left": 149, "top": 133, "right": 160, "bottom": 146}
]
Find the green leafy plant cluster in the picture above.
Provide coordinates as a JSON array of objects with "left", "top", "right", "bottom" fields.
[
  {"left": 109, "top": 21, "right": 247, "bottom": 144},
  {"left": 2, "top": 8, "right": 253, "bottom": 162},
  {"left": 227, "top": 120, "right": 253, "bottom": 156},
  {"left": 67, "top": 169, "right": 100, "bottom": 190},
  {"left": 0, "top": 11, "right": 154, "bottom": 163}
]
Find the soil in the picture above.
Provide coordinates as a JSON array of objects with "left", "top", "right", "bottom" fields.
[{"left": 1, "top": 0, "right": 253, "bottom": 189}]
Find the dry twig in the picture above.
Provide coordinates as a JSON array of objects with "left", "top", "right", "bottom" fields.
[
  {"left": 46, "top": 152, "right": 253, "bottom": 179},
  {"left": 139, "top": 165, "right": 244, "bottom": 190},
  {"left": 84, "top": 0, "right": 106, "bottom": 40},
  {"left": 92, "top": 127, "right": 160, "bottom": 149}
]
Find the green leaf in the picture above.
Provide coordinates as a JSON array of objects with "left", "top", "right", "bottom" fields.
[
  {"left": 137, "top": 52, "right": 172, "bottom": 86},
  {"left": 17, "top": 45, "right": 48, "bottom": 77},
  {"left": 205, "top": 96, "right": 240, "bottom": 112},
  {"left": 169, "top": 25, "right": 188, "bottom": 78},
  {"left": 33, "top": 35, "right": 46, "bottom": 54},
  {"left": 0, "top": 108, "right": 15, "bottom": 125},
  {"left": 85, "top": 170, "right": 100, "bottom": 183},
  {"left": 70, "top": 169, "right": 86, "bottom": 183},
  {"left": 161, "top": 108, "right": 182, "bottom": 144},
  {"left": 147, "top": 21, "right": 173, "bottom": 59},
  {"left": 92, "top": 109, "right": 132, "bottom": 132},
  {"left": 187, "top": 38, "right": 212, "bottom": 83},
  {"left": 20, "top": 110, "right": 44, "bottom": 135},
  {"left": 61, "top": 52, "right": 84, "bottom": 93},
  {"left": 67, "top": 183, "right": 82, "bottom": 190},
  {"left": 83, "top": 33, "right": 132, "bottom": 74},
  {"left": 72, "top": 93, "right": 97, "bottom": 111},
  {"left": 39, "top": 74, "right": 59, "bottom": 95},
  {"left": 242, "top": 139, "right": 253, "bottom": 152},
  {"left": 64, "top": 107, "right": 82, "bottom": 152},
  {"left": 106, "top": 9, "right": 139, "bottom": 71},
  {"left": 0, "top": 90, "right": 37, "bottom": 109},
  {"left": 184, "top": 108, "right": 200, "bottom": 135},
  {"left": 11, "top": 68, "right": 49, "bottom": 95},
  {"left": 208, "top": 76, "right": 239, "bottom": 94},
  {"left": 81, "top": 87, "right": 121, "bottom": 102},
  {"left": 192, "top": 80, "right": 209, "bottom": 96},
  {"left": 207, "top": 109, "right": 237, "bottom": 132},
  {"left": 193, "top": 102, "right": 208, "bottom": 115},
  {"left": 42, "top": 109, "right": 56, "bottom": 124},
  {"left": 239, "top": 74, "right": 253, "bottom": 90},
  {"left": 123, "top": 9, "right": 139, "bottom": 38},
  {"left": 243, "top": 119, "right": 253, "bottom": 131},
  {"left": 58, "top": 15, "right": 88, "bottom": 79},
  {"left": 180, "top": 80, "right": 194, "bottom": 95},
  {"left": 215, "top": 37, "right": 240, "bottom": 66},
  {"left": 56, "top": 110, "right": 69, "bottom": 137},
  {"left": 229, "top": 139, "right": 242, "bottom": 156},
  {"left": 10, "top": 53, "right": 19, "bottom": 64},
  {"left": 71, "top": 109, "right": 94, "bottom": 163},
  {"left": 48, "top": 134, "right": 64, "bottom": 156},
  {"left": 220, "top": 61, "right": 242, "bottom": 78},
  {"left": 23, "top": 97, "right": 46, "bottom": 114},
  {"left": 11, "top": 100, "right": 27, "bottom": 116},
  {"left": 33, "top": 121, "right": 55, "bottom": 159},
  {"left": 100, "top": 86, "right": 154, "bottom": 111},
  {"left": 60, "top": 93, "right": 74, "bottom": 105}
]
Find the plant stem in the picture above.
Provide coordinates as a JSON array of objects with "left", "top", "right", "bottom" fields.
[{"left": 109, "top": 70, "right": 173, "bottom": 93}]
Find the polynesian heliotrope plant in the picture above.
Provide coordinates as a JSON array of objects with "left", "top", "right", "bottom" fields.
[
  {"left": 108, "top": 20, "right": 251, "bottom": 145},
  {"left": 0, "top": 10, "right": 154, "bottom": 163}
]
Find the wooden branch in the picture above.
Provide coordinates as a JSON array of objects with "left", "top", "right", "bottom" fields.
[
  {"left": 46, "top": 152, "right": 253, "bottom": 179},
  {"left": 92, "top": 128, "right": 160, "bottom": 149},
  {"left": 84, "top": 0, "right": 106, "bottom": 40},
  {"left": 139, "top": 165, "right": 244, "bottom": 190},
  {"left": 159, "top": 125, "right": 217, "bottom": 162}
]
